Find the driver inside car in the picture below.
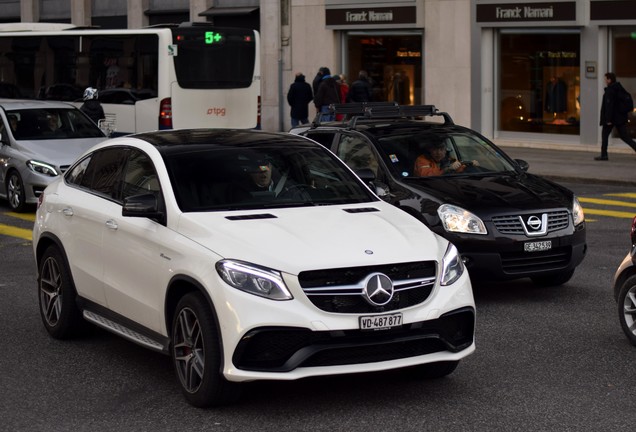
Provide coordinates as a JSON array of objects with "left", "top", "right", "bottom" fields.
[
  {"left": 226, "top": 158, "right": 281, "bottom": 203},
  {"left": 249, "top": 161, "right": 274, "bottom": 191},
  {"left": 414, "top": 138, "right": 479, "bottom": 177}
]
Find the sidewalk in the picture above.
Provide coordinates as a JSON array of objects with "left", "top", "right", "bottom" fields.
[{"left": 496, "top": 140, "right": 636, "bottom": 186}]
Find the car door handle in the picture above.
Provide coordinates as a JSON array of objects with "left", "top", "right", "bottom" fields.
[
  {"left": 62, "top": 207, "right": 73, "bottom": 216},
  {"left": 105, "top": 219, "right": 118, "bottom": 230}
]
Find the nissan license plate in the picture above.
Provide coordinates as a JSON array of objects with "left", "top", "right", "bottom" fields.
[
  {"left": 359, "top": 313, "right": 403, "bottom": 331},
  {"left": 524, "top": 240, "right": 552, "bottom": 252}
]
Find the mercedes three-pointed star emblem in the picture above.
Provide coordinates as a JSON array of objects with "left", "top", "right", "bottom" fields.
[{"left": 363, "top": 273, "right": 394, "bottom": 306}]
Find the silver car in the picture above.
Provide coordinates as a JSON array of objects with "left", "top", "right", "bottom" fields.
[{"left": 0, "top": 99, "right": 107, "bottom": 212}]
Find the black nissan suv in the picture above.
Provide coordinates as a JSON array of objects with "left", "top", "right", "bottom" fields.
[{"left": 291, "top": 103, "right": 587, "bottom": 286}]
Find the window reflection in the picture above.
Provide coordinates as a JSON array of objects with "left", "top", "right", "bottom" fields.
[
  {"left": 612, "top": 27, "right": 636, "bottom": 139},
  {"left": 499, "top": 31, "right": 580, "bottom": 135}
]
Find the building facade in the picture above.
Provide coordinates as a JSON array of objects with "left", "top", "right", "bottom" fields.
[
  {"left": 473, "top": 0, "right": 636, "bottom": 152},
  {"left": 1, "top": 0, "right": 636, "bottom": 152}
]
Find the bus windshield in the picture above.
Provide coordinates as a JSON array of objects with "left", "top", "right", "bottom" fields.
[{"left": 172, "top": 27, "right": 256, "bottom": 89}]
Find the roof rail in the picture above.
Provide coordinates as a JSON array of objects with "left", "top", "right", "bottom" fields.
[
  {"left": 311, "top": 102, "right": 394, "bottom": 126},
  {"left": 331, "top": 101, "right": 398, "bottom": 115},
  {"left": 310, "top": 102, "right": 454, "bottom": 128}
]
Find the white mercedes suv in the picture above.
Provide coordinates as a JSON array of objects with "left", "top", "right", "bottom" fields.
[{"left": 32, "top": 129, "right": 475, "bottom": 407}]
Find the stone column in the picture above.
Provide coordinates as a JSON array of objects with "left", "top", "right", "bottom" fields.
[
  {"left": 190, "top": 0, "right": 211, "bottom": 23},
  {"left": 260, "top": 0, "right": 282, "bottom": 131},
  {"left": 71, "top": 0, "right": 92, "bottom": 27},
  {"left": 128, "top": 0, "right": 150, "bottom": 29},
  {"left": 20, "top": 0, "right": 39, "bottom": 22}
]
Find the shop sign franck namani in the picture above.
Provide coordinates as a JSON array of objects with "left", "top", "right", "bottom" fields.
[
  {"left": 345, "top": 10, "right": 394, "bottom": 23},
  {"left": 325, "top": 6, "right": 415, "bottom": 28},
  {"left": 476, "top": 2, "right": 576, "bottom": 24},
  {"left": 496, "top": 5, "right": 553, "bottom": 19}
]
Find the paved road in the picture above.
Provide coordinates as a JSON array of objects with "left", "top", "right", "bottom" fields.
[{"left": 1, "top": 183, "right": 636, "bottom": 431}]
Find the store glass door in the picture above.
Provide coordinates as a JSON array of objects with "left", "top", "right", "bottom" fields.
[
  {"left": 345, "top": 32, "right": 422, "bottom": 105},
  {"left": 611, "top": 26, "right": 636, "bottom": 139}
]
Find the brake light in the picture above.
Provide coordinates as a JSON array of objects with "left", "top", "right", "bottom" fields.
[
  {"left": 256, "top": 95, "right": 261, "bottom": 129},
  {"left": 159, "top": 98, "right": 172, "bottom": 129}
]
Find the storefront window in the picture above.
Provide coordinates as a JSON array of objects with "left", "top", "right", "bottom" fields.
[
  {"left": 346, "top": 33, "right": 422, "bottom": 105},
  {"left": 612, "top": 27, "right": 636, "bottom": 138},
  {"left": 499, "top": 30, "right": 580, "bottom": 135}
]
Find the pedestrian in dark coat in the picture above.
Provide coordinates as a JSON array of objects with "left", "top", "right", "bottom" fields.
[
  {"left": 312, "top": 67, "right": 330, "bottom": 96},
  {"left": 346, "top": 70, "right": 373, "bottom": 103},
  {"left": 596, "top": 72, "right": 636, "bottom": 160},
  {"left": 286, "top": 72, "right": 313, "bottom": 128},
  {"left": 314, "top": 68, "right": 341, "bottom": 122}
]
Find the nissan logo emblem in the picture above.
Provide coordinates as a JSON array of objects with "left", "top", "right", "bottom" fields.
[
  {"left": 526, "top": 215, "right": 542, "bottom": 230},
  {"left": 363, "top": 273, "right": 394, "bottom": 306}
]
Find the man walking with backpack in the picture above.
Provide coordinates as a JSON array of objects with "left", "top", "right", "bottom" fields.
[{"left": 596, "top": 72, "right": 636, "bottom": 160}]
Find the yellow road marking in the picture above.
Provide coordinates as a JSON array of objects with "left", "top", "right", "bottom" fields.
[
  {"left": 4, "top": 212, "right": 36, "bottom": 222},
  {"left": 579, "top": 197, "right": 636, "bottom": 208},
  {"left": 0, "top": 223, "right": 33, "bottom": 241},
  {"left": 583, "top": 208, "right": 636, "bottom": 218},
  {"left": 605, "top": 193, "right": 636, "bottom": 199}
]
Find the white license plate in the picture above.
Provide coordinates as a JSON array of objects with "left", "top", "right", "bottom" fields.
[
  {"left": 524, "top": 240, "right": 552, "bottom": 252},
  {"left": 359, "top": 313, "right": 403, "bottom": 330}
]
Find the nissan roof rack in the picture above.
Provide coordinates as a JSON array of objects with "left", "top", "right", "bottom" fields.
[{"left": 311, "top": 102, "right": 454, "bottom": 128}]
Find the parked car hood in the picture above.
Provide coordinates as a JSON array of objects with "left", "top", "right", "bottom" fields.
[
  {"left": 177, "top": 202, "right": 446, "bottom": 275},
  {"left": 16, "top": 137, "right": 107, "bottom": 165},
  {"left": 401, "top": 172, "right": 574, "bottom": 216}
]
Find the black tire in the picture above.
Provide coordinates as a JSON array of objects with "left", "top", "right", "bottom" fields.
[
  {"left": 530, "top": 269, "right": 575, "bottom": 287},
  {"left": 38, "top": 245, "right": 85, "bottom": 339},
  {"left": 171, "top": 292, "right": 242, "bottom": 407},
  {"left": 406, "top": 360, "right": 459, "bottom": 379},
  {"left": 617, "top": 275, "right": 636, "bottom": 346},
  {"left": 6, "top": 170, "right": 27, "bottom": 212}
]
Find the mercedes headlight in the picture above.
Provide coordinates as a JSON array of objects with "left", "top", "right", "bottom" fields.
[
  {"left": 441, "top": 243, "right": 465, "bottom": 286},
  {"left": 216, "top": 259, "right": 293, "bottom": 300},
  {"left": 437, "top": 204, "right": 487, "bottom": 235},
  {"left": 27, "top": 160, "right": 59, "bottom": 177},
  {"left": 572, "top": 196, "right": 585, "bottom": 226}
]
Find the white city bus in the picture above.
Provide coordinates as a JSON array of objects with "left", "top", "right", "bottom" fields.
[{"left": 0, "top": 22, "right": 260, "bottom": 134}]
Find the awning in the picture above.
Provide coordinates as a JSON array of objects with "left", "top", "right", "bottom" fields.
[
  {"left": 198, "top": 7, "right": 258, "bottom": 17},
  {"left": 144, "top": 9, "right": 188, "bottom": 16}
]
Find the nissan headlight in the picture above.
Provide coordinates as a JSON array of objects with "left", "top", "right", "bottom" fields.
[
  {"left": 216, "top": 259, "right": 293, "bottom": 300},
  {"left": 437, "top": 204, "right": 487, "bottom": 235},
  {"left": 27, "top": 160, "right": 59, "bottom": 177},
  {"left": 572, "top": 196, "right": 585, "bottom": 226},
  {"left": 441, "top": 243, "right": 465, "bottom": 286}
]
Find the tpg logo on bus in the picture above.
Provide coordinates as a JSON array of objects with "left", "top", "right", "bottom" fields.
[{"left": 207, "top": 107, "right": 226, "bottom": 116}]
